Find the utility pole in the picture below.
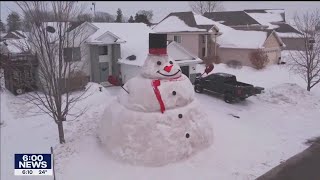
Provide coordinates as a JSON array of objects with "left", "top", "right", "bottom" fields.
[{"left": 91, "top": 2, "right": 96, "bottom": 20}]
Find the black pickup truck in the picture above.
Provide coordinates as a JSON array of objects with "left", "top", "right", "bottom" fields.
[{"left": 194, "top": 73, "right": 264, "bottom": 103}]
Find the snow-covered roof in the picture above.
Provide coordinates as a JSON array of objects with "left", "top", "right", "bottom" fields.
[
  {"left": 87, "top": 23, "right": 154, "bottom": 67},
  {"left": 217, "top": 29, "right": 268, "bottom": 49},
  {"left": 0, "top": 38, "right": 30, "bottom": 54},
  {"left": 276, "top": 32, "right": 302, "bottom": 38},
  {"left": 193, "top": 13, "right": 217, "bottom": 25},
  {"left": 153, "top": 16, "right": 206, "bottom": 33},
  {"left": 246, "top": 12, "right": 281, "bottom": 29},
  {"left": 153, "top": 11, "right": 216, "bottom": 33},
  {"left": 204, "top": 11, "right": 261, "bottom": 26},
  {"left": 167, "top": 41, "right": 202, "bottom": 65}
]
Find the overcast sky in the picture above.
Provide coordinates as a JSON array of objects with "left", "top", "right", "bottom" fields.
[{"left": 1, "top": 1, "right": 319, "bottom": 24}]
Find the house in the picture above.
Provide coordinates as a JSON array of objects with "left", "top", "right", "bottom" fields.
[
  {"left": 216, "top": 28, "right": 285, "bottom": 67},
  {"left": 203, "top": 11, "right": 266, "bottom": 30},
  {"left": 3, "top": 30, "right": 28, "bottom": 40},
  {"left": 153, "top": 11, "right": 285, "bottom": 68},
  {"left": 26, "top": 22, "right": 202, "bottom": 89},
  {"left": 0, "top": 33, "right": 37, "bottom": 95},
  {"left": 152, "top": 11, "right": 220, "bottom": 64},
  {"left": 244, "top": 9, "right": 304, "bottom": 50},
  {"left": 204, "top": 9, "right": 305, "bottom": 50}
]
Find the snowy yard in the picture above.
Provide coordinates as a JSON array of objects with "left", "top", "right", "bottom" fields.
[{"left": 1, "top": 60, "right": 320, "bottom": 180}]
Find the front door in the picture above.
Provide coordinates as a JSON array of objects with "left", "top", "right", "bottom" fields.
[
  {"left": 98, "top": 45, "right": 112, "bottom": 83},
  {"left": 180, "top": 66, "right": 190, "bottom": 77},
  {"left": 99, "top": 62, "right": 109, "bottom": 82}
]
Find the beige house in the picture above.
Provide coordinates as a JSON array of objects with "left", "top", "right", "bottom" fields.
[
  {"left": 152, "top": 12, "right": 220, "bottom": 64},
  {"left": 216, "top": 29, "right": 284, "bottom": 67},
  {"left": 153, "top": 11, "right": 285, "bottom": 68},
  {"left": 204, "top": 9, "right": 304, "bottom": 51}
]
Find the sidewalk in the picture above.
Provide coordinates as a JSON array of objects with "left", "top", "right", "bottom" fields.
[{"left": 257, "top": 141, "right": 320, "bottom": 180}]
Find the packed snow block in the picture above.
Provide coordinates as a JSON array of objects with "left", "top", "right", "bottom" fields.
[
  {"left": 98, "top": 99, "right": 213, "bottom": 166},
  {"left": 98, "top": 38, "right": 213, "bottom": 166}
]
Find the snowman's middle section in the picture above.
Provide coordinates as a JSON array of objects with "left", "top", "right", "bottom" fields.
[{"left": 118, "top": 74, "right": 195, "bottom": 113}]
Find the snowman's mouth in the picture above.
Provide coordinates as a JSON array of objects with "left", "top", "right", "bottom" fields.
[{"left": 157, "top": 69, "right": 181, "bottom": 77}]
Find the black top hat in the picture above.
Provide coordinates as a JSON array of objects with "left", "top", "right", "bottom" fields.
[{"left": 149, "top": 33, "right": 167, "bottom": 55}]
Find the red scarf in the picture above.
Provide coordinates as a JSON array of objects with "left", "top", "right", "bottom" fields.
[{"left": 151, "top": 75, "right": 182, "bottom": 113}]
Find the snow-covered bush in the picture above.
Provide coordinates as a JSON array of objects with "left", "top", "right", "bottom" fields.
[
  {"left": 226, "top": 60, "right": 242, "bottom": 69},
  {"left": 250, "top": 49, "right": 269, "bottom": 69}
]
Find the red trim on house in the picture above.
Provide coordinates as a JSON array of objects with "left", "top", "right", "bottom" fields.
[{"left": 149, "top": 48, "right": 167, "bottom": 55}]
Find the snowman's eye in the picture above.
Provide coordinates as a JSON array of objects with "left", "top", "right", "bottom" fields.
[
  {"left": 169, "top": 61, "right": 173, "bottom": 64},
  {"left": 157, "top": 61, "right": 161, "bottom": 65}
]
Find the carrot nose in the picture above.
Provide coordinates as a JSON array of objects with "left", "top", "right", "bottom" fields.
[{"left": 163, "top": 65, "right": 173, "bottom": 72}]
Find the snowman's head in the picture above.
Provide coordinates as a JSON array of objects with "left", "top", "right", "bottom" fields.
[
  {"left": 141, "top": 54, "right": 181, "bottom": 79},
  {"left": 141, "top": 33, "right": 182, "bottom": 79}
]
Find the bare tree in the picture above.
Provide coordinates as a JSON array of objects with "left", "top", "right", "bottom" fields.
[
  {"left": 189, "top": 1, "right": 224, "bottom": 15},
  {"left": 15, "top": 1, "right": 92, "bottom": 144},
  {"left": 288, "top": 9, "right": 320, "bottom": 91},
  {"left": 94, "top": 11, "right": 115, "bottom": 22}
]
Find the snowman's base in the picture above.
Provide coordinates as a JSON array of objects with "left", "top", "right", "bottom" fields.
[{"left": 98, "top": 99, "right": 213, "bottom": 167}]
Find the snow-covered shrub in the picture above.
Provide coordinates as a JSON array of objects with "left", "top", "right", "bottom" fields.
[
  {"left": 226, "top": 60, "right": 242, "bottom": 69},
  {"left": 213, "top": 55, "right": 221, "bottom": 64},
  {"left": 250, "top": 49, "right": 269, "bottom": 69}
]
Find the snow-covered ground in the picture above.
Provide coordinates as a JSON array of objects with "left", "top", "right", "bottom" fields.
[{"left": 1, "top": 57, "right": 320, "bottom": 180}]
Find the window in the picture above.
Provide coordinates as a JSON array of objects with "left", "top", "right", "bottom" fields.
[
  {"left": 202, "top": 35, "right": 206, "bottom": 43},
  {"left": 100, "top": 46, "right": 108, "bottom": 55},
  {"left": 173, "top": 35, "right": 181, "bottom": 43},
  {"left": 63, "top": 47, "right": 81, "bottom": 62},
  {"left": 202, "top": 47, "right": 206, "bottom": 57}
]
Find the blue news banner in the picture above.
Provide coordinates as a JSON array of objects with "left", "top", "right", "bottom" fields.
[{"left": 14, "top": 154, "right": 53, "bottom": 176}]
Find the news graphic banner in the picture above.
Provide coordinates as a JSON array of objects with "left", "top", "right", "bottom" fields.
[{"left": 14, "top": 154, "right": 53, "bottom": 176}]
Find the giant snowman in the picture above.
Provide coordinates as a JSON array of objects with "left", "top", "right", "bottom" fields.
[{"left": 99, "top": 34, "right": 213, "bottom": 166}]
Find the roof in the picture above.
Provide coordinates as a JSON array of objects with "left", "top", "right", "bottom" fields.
[
  {"left": 244, "top": 9, "right": 286, "bottom": 29},
  {"left": 0, "top": 38, "right": 30, "bottom": 54},
  {"left": 153, "top": 11, "right": 217, "bottom": 33},
  {"left": 217, "top": 29, "right": 268, "bottom": 49},
  {"left": 167, "top": 41, "right": 202, "bottom": 65},
  {"left": 244, "top": 9, "right": 285, "bottom": 23},
  {"left": 203, "top": 11, "right": 261, "bottom": 26},
  {"left": 85, "top": 23, "right": 154, "bottom": 66},
  {"left": 273, "top": 23, "right": 303, "bottom": 37},
  {"left": 3, "top": 30, "right": 28, "bottom": 39}
]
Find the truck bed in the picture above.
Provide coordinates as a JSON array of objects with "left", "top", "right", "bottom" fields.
[{"left": 224, "top": 81, "right": 253, "bottom": 87}]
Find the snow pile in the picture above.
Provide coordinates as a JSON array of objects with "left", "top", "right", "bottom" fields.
[
  {"left": 257, "top": 83, "right": 319, "bottom": 106},
  {"left": 153, "top": 16, "right": 206, "bottom": 33},
  {"left": 98, "top": 54, "right": 213, "bottom": 166}
]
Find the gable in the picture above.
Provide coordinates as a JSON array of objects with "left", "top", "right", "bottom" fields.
[
  {"left": 263, "top": 32, "right": 282, "bottom": 48},
  {"left": 96, "top": 31, "right": 118, "bottom": 44},
  {"left": 3, "top": 32, "right": 21, "bottom": 39},
  {"left": 168, "top": 42, "right": 194, "bottom": 61}
]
